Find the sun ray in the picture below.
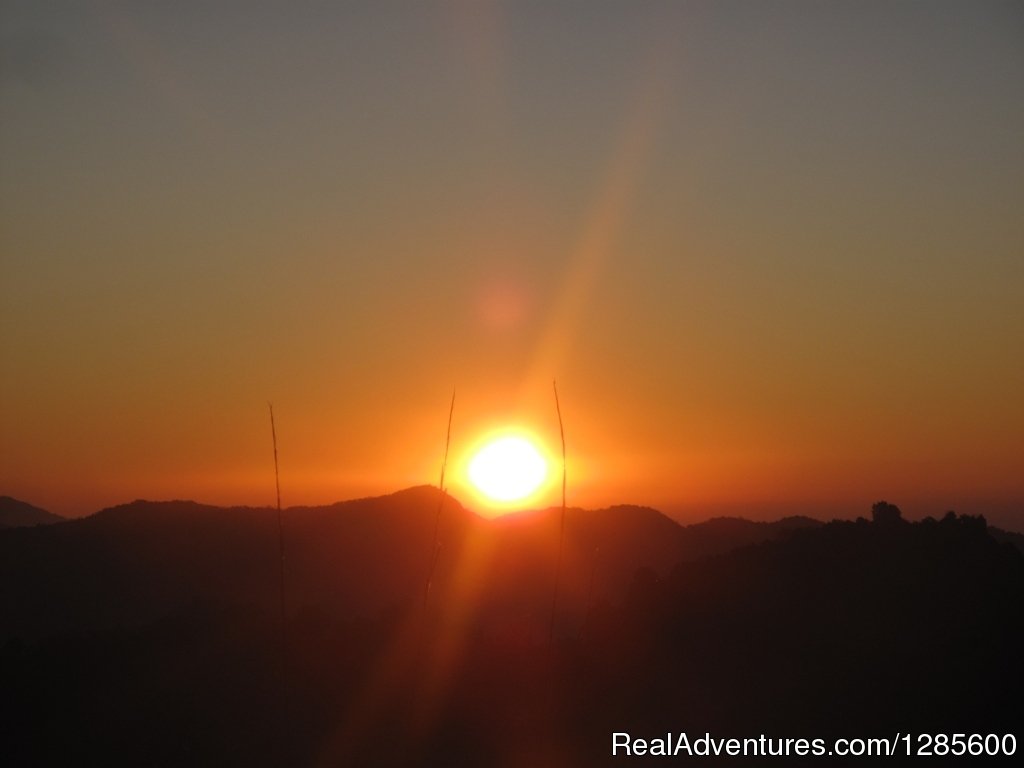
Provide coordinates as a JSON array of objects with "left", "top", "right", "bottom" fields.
[{"left": 524, "top": 24, "right": 680, "bottom": 396}]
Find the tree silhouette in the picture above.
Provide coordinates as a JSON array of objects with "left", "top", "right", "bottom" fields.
[{"left": 871, "top": 500, "right": 903, "bottom": 525}]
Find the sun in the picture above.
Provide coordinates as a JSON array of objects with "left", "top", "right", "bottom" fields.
[{"left": 467, "top": 435, "right": 549, "bottom": 504}]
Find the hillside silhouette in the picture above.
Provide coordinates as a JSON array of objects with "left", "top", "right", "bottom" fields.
[
  {"left": 590, "top": 506, "right": 1023, "bottom": 738},
  {"left": 0, "top": 487, "right": 817, "bottom": 640},
  {"left": 2, "top": 493, "right": 1021, "bottom": 766},
  {"left": 0, "top": 495, "right": 63, "bottom": 528}
]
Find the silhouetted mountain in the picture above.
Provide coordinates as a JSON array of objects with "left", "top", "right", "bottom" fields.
[
  {"left": 3, "top": 493, "right": 1021, "bottom": 766},
  {"left": 0, "top": 496, "right": 63, "bottom": 528},
  {"left": 586, "top": 510, "right": 1024, "bottom": 742},
  {"left": 0, "top": 489, "right": 830, "bottom": 642},
  {"left": 990, "top": 524, "right": 1024, "bottom": 553},
  {"left": 678, "top": 514, "right": 822, "bottom": 560},
  {"left": 0, "top": 486, "right": 466, "bottom": 638}
]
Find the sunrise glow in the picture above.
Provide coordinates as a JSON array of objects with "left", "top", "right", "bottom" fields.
[
  {"left": 1, "top": 2, "right": 1020, "bottom": 530},
  {"left": 2, "top": 5, "right": 1022, "bottom": 764}
]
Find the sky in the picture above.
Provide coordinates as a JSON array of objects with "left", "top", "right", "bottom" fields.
[{"left": 2, "top": 1, "right": 1022, "bottom": 525}]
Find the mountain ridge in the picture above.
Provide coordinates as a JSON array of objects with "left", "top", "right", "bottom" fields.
[
  {"left": 0, "top": 485, "right": 828, "bottom": 641},
  {"left": 2, "top": 490, "right": 1020, "bottom": 765},
  {"left": 0, "top": 496, "right": 64, "bottom": 528},
  {"left": 10, "top": 486, "right": 1022, "bottom": 539}
]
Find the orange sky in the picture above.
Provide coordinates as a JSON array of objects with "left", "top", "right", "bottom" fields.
[{"left": 2, "top": 2, "right": 1022, "bottom": 527}]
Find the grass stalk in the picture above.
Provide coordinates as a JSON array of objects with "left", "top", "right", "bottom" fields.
[
  {"left": 423, "top": 387, "right": 456, "bottom": 610},
  {"left": 549, "top": 379, "right": 567, "bottom": 644},
  {"left": 268, "top": 403, "right": 287, "bottom": 674}
]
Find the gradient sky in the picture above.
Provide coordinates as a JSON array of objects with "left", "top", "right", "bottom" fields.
[{"left": 2, "top": 1, "right": 1022, "bottom": 525}]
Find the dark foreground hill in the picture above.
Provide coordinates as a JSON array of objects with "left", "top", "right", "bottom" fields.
[
  {"left": 1, "top": 493, "right": 1021, "bottom": 766},
  {"left": 0, "top": 488, "right": 814, "bottom": 640},
  {"left": 0, "top": 495, "right": 63, "bottom": 528}
]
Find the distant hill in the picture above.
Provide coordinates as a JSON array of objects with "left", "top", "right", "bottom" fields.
[
  {"left": 586, "top": 510, "right": 1024, "bottom": 739},
  {"left": 2, "top": 491, "right": 1020, "bottom": 766},
  {"left": 990, "top": 525, "right": 1024, "bottom": 553},
  {"left": 0, "top": 496, "right": 63, "bottom": 528},
  {"left": 0, "top": 487, "right": 817, "bottom": 640},
  {"left": 0, "top": 486, "right": 459, "bottom": 638},
  {"left": 3, "top": 488, "right": 1014, "bottom": 644},
  {"left": 678, "top": 514, "right": 822, "bottom": 559}
]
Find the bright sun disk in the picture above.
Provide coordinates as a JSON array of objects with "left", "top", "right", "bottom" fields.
[{"left": 467, "top": 436, "right": 548, "bottom": 503}]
